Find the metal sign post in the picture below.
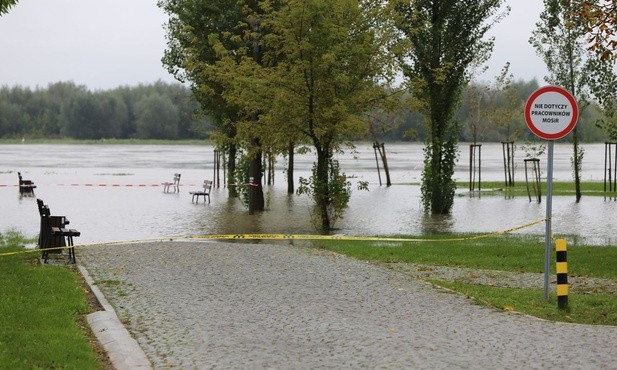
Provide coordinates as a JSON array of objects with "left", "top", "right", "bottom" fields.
[
  {"left": 524, "top": 85, "right": 578, "bottom": 300},
  {"left": 544, "top": 141, "right": 554, "bottom": 300}
]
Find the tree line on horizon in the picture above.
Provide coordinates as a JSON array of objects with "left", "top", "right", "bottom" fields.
[
  {"left": 0, "top": 80, "right": 214, "bottom": 141},
  {"left": 0, "top": 78, "right": 608, "bottom": 142}
]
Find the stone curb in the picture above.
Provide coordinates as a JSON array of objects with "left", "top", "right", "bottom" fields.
[{"left": 78, "top": 265, "right": 152, "bottom": 370}]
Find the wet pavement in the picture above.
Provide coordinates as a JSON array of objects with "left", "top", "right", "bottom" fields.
[{"left": 79, "top": 240, "right": 617, "bottom": 369}]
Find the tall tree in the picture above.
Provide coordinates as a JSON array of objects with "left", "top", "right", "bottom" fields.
[
  {"left": 530, "top": 0, "right": 606, "bottom": 202},
  {"left": 395, "top": 0, "right": 507, "bottom": 214},
  {"left": 217, "top": 0, "right": 399, "bottom": 230},
  {"left": 159, "top": 0, "right": 251, "bottom": 199}
]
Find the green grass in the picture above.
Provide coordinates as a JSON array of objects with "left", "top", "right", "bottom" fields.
[
  {"left": 0, "top": 231, "right": 104, "bottom": 369},
  {"left": 315, "top": 234, "right": 617, "bottom": 325},
  {"left": 459, "top": 180, "right": 617, "bottom": 197},
  {"left": 317, "top": 234, "right": 617, "bottom": 279},
  {"left": 435, "top": 281, "right": 617, "bottom": 326}
]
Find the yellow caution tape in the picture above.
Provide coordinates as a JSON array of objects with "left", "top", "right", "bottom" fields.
[
  {"left": 0, "top": 218, "right": 547, "bottom": 258},
  {"left": 190, "top": 218, "right": 547, "bottom": 243}
]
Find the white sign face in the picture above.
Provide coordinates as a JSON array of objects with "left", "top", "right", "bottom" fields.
[{"left": 524, "top": 85, "right": 579, "bottom": 140}]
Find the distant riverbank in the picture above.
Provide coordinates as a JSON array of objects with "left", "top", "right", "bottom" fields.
[{"left": 0, "top": 138, "right": 213, "bottom": 145}]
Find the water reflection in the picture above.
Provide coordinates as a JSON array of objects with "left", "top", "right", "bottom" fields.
[
  {"left": 0, "top": 143, "right": 615, "bottom": 246},
  {"left": 420, "top": 213, "right": 455, "bottom": 235}
]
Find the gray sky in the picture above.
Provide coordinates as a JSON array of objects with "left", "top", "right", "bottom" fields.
[{"left": 0, "top": 0, "right": 548, "bottom": 91}]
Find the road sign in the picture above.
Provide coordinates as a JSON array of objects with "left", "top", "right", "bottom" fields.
[
  {"left": 524, "top": 85, "right": 579, "bottom": 140},
  {"left": 524, "top": 85, "right": 579, "bottom": 300}
]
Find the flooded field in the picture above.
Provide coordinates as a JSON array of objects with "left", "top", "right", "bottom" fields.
[{"left": 0, "top": 142, "right": 615, "bottom": 245}]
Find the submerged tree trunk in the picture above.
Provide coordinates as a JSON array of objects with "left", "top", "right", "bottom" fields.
[
  {"left": 315, "top": 145, "right": 331, "bottom": 231},
  {"left": 287, "top": 142, "right": 295, "bottom": 194},
  {"left": 248, "top": 136, "right": 265, "bottom": 213},
  {"left": 227, "top": 143, "right": 238, "bottom": 198},
  {"left": 573, "top": 126, "right": 582, "bottom": 202}
]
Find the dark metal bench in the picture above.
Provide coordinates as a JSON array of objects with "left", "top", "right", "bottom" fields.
[
  {"left": 37, "top": 199, "right": 79, "bottom": 264},
  {"left": 18, "top": 172, "right": 36, "bottom": 195},
  {"left": 189, "top": 180, "right": 212, "bottom": 203},
  {"left": 162, "top": 173, "right": 181, "bottom": 193},
  {"left": 50, "top": 227, "right": 80, "bottom": 264}
]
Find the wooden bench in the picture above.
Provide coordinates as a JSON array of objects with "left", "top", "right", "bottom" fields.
[
  {"left": 50, "top": 227, "right": 80, "bottom": 264},
  {"left": 37, "top": 199, "right": 76, "bottom": 264},
  {"left": 189, "top": 180, "right": 212, "bottom": 203},
  {"left": 162, "top": 173, "right": 181, "bottom": 193},
  {"left": 18, "top": 172, "right": 36, "bottom": 195}
]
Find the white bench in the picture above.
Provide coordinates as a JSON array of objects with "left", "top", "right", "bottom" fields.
[{"left": 189, "top": 180, "right": 212, "bottom": 203}]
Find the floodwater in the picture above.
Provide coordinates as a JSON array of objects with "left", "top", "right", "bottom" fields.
[{"left": 0, "top": 142, "right": 615, "bottom": 246}]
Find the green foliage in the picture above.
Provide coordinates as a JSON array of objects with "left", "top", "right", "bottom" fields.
[
  {"left": 232, "top": 148, "right": 250, "bottom": 206},
  {"left": 420, "top": 138, "right": 458, "bottom": 213},
  {"left": 520, "top": 140, "right": 546, "bottom": 159},
  {"left": 208, "top": 0, "right": 400, "bottom": 228},
  {"left": 571, "top": 144, "right": 585, "bottom": 182},
  {"left": 0, "top": 229, "right": 29, "bottom": 247},
  {"left": 0, "top": 0, "right": 18, "bottom": 15},
  {"left": 135, "top": 93, "right": 179, "bottom": 139},
  {"left": 528, "top": 0, "right": 615, "bottom": 202},
  {"left": 587, "top": 55, "right": 617, "bottom": 141},
  {"left": 1, "top": 78, "right": 613, "bottom": 143},
  {"left": 297, "top": 159, "right": 352, "bottom": 231},
  {"left": 158, "top": 0, "right": 250, "bottom": 169},
  {"left": 395, "top": 0, "right": 507, "bottom": 214},
  {"left": 0, "top": 81, "right": 206, "bottom": 140}
]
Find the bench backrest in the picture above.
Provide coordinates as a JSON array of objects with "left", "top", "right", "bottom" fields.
[
  {"left": 203, "top": 180, "right": 212, "bottom": 192},
  {"left": 173, "top": 173, "right": 181, "bottom": 184},
  {"left": 37, "top": 199, "right": 47, "bottom": 215}
]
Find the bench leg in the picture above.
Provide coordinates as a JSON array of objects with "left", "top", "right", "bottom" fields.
[{"left": 66, "top": 235, "right": 76, "bottom": 264}]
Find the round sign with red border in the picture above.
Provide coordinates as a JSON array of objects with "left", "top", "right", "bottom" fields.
[{"left": 524, "top": 85, "right": 579, "bottom": 140}]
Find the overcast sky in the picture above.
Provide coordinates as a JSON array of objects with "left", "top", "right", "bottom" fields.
[{"left": 0, "top": 0, "right": 548, "bottom": 91}]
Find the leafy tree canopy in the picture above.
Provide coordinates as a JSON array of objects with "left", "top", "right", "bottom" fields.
[{"left": 0, "top": 0, "right": 18, "bottom": 15}]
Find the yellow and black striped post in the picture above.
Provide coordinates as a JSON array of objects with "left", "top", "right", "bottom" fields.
[{"left": 556, "top": 239, "right": 568, "bottom": 309}]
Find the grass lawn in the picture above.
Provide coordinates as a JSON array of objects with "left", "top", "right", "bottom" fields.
[
  {"left": 315, "top": 233, "right": 617, "bottom": 326},
  {"left": 0, "top": 231, "right": 108, "bottom": 369},
  {"left": 458, "top": 180, "right": 617, "bottom": 198}
]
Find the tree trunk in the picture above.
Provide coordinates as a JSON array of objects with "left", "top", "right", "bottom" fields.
[
  {"left": 315, "top": 145, "right": 331, "bottom": 231},
  {"left": 249, "top": 136, "right": 265, "bottom": 212},
  {"left": 287, "top": 142, "right": 295, "bottom": 194},
  {"left": 227, "top": 143, "right": 238, "bottom": 198},
  {"left": 573, "top": 126, "right": 582, "bottom": 202}
]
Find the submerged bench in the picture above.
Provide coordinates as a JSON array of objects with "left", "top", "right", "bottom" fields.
[
  {"left": 190, "top": 180, "right": 212, "bottom": 204},
  {"left": 162, "top": 173, "right": 181, "bottom": 193},
  {"left": 18, "top": 172, "right": 36, "bottom": 195}
]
